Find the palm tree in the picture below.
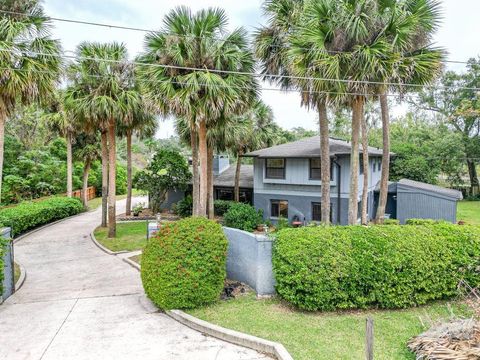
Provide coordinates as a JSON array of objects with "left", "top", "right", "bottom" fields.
[
  {"left": 42, "top": 91, "right": 77, "bottom": 198},
  {"left": 117, "top": 104, "right": 157, "bottom": 216},
  {"left": 66, "top": 42, "right": 141, "bottom": 237},
  {"left": 73, "top": 134, "right": 100, "bottom": 206},
  {"left": 0, "top": 0, "right": 61, "bottom": 201},
  {"left": 138, "top": 7, "right": 258, "bottom": 217}
]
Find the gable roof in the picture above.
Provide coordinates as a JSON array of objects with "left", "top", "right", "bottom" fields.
[
  {"left": 244, "top": 136, "right": 383, "bottom": 158},
  {"left": 398, "top": 179, "right": 463, "bottom": 200}
]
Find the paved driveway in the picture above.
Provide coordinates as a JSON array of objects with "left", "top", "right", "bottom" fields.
[{"left": 0, "top": 198, "right": 270, "bottom": 360}]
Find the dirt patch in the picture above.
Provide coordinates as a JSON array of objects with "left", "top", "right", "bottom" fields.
[
  {"left": 222, "top": 280, "right": 251, "bottom": 300},
  {"left": 117, "top": 209, "right": 180, "bottom": 222}
]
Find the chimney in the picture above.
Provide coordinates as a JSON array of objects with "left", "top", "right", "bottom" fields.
[{"left": 213, "top": 155, "right": 230, "bottom": 175}]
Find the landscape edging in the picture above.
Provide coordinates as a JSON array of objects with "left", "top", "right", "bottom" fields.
[
  {"left": 166, "top": 310, "right": 294, "bottom": 360},
  {"left": 122, "top": 257, "right": 140, "bottom": 271},
  {"left": 14, "top": 263, "right": 26, "bottom": 292}
]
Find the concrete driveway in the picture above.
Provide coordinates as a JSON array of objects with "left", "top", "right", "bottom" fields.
[{"left": 0, "top": 198, "right": 270, "bottom": 360}]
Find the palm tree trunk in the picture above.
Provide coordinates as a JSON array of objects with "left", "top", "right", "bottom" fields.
[
  {"left": 234, "top": 149, "right": 243, "bottom": 202},
  {"left": 66, "top": 133, "right": 73, "bottom": 198},
  {"left": 197, "top": 119, "right": 208, "bottom": 217},
  {"left": 126, "top": 130, "right": 133, "bottom": 216},
  {"left": 467, "top": 159, "right": 479, "bottom": 196},
  {"left": 101, "top": 131, "right": 108, "bottom": 227},
  {"left": 318, "top": 100, "right": 330, "bottom": 224},
  {"left": 107, "top": 120, "right": 116, "bottom": 238},
  {"left": 375, "top": 92, "right": 390, "bottom": 223},
  {"left": 0, "top": 111, "right": 6, "bottom": 203},
  {"left": 207, "top": 145, "right": 214, "bottom": 219},
  {"left": 348, "top": 96, "right": 364, "bottom": 225},
  {"left": 190, "top": 123, "right": 200, "bottom": 216},
  {"left": 81, "top": 159, "right": 91, "bottom": 207},
  {"left": 361, "top": 112, "right": 369, "bottom": 225}
]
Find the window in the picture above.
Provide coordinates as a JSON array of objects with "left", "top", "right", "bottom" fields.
[
  {"left": 216, "top": 189, "right": 234, "bottom": 201},
  {"left": 312, "top": 202, "right": 333, "bottom": 222},
  {"left": 266, "top": 158, "right": 286, "bottom": 179},
  {"left": 310, "top": 159, "right": 335, "bottom": 181},
  {"left": 359, "top": 156, "right": 364, "bottom": 175},
  {"left": 378, "top": 159, "right": 382, "bottom": 172},
  {"left": 271, "top": 200, "right": 288, "bottom": 218}
]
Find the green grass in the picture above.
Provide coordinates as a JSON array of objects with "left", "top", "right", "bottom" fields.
[
  {"left": 87, "top": 189, "right": 143, "bottom": 210},
  {"left": 457, "top": 201, "right": 480, "bottom": 225},
  {"left": 94, "top": 221, "right": 147, "bottom": 252},
  {"left": 188, "top": 294, "right": 473, "bottom": 360},
  {"left": 14, "top": 262, "right": 20, "bottom": 284}
]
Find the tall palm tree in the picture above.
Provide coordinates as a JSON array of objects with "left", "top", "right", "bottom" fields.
[
  {"left": 67, "top": 42, "right": 141, "bottom": 237},
  {"left": 42, "top": 91, "right": 77, "bottom": 198},
  {"left": 73, "top": 134, "right": 100, "bottom": 207},
  {"left": 0, "top": 0, "right": 61, "bottom": 201},
  {"left": 138, "top": 7, "right": 258, "bottom": 217},
  {"left": 117, "top": 104, "right": 157, "bottom": 216}
]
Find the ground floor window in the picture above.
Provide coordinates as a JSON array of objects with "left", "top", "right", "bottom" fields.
[
  {"left": 312, "top": 202, "right": 333, "bottom": 222},
  {"left": 271, "top": 200, "right": 288, "bottom": 218}
]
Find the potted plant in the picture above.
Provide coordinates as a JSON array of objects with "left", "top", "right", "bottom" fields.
[{"left": 133, "top": 203, "right": 145, "bottom": 217}]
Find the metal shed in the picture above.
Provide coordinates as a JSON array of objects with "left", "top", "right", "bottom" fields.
[{"left": 375, "top": 179, "right": 463, "bottom": 224}]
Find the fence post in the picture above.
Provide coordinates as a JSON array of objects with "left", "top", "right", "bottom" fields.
[{"left": 366, "top": 317, "right": 374, "bottom": 360}]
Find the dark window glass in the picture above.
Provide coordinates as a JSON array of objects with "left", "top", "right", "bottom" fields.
[
  {"left": 378, "top": 159, "right": 382, "bottom": 171},
  {"left": 271, "top": 200, "right": 288, "bottom": 218},
  {"left": 312, "top": 202, "right": 333, "bottom": 222},
  {"left": 216, "top": 189, "right": 234, "bottom": 201},
  {"left": 359, "top": 156, "right": 364, "bottom": 175},
  {"left": 266, "top": 158, "right": 285, "bottom": 179},
  {"left": 310, "top": 159, "right": 335, "bottom": 181}
]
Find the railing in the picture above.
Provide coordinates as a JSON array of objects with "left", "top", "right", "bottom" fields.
[{"left": 72, "top": 186, "right": 96, "bottom": 201}]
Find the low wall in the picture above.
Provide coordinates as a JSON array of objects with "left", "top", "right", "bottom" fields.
[
  {"left": 223, "top": 227, "right": 275, "bottom": 296},
  {"left": 1, "top": 227, "right": 14, "bottom": 303}
]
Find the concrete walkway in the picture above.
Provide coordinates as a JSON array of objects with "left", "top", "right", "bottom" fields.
[{"left": 0, "top": 198, "right": 270, "bottom": 360}]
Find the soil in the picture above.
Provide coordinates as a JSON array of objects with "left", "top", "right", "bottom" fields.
[
  {"left": 222, "top": 280, "right": 251, "bottom": 300},
  {"left": 117, "top": 209, "right": 180, "bottom": 222}
]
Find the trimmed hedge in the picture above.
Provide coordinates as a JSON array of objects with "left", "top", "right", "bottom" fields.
[
  {"left": 0, "top": 197, "right": 84, "bottom": 236},
  {"left": 273, "top": 224, "right": 480, "bottom": 311},
  {"left": 223, "top": 203, "right": 263, "bottom": 232},
  {"left": 406, "top": 218, "right": 446, "bottom": 225},
  {"left": 141, "top": 217, "right": 228, "bottom": 309}
]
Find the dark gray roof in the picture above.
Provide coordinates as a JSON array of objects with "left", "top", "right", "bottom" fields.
[
  {"left": 374, "top": 181, "right": 397, "bottom": 193},
  {"left": 244, "top": 136, "right": 384, "bottom": 158},
  {"left": 214, "top": 164, "right": 253, "bottom": 189},
  {"left": 398, "top": 179, "right": 463, "bottom": 200}
]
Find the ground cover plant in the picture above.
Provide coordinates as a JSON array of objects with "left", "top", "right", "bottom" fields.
[
  {"left": 141, "top": 217, "right": 227, "bottom": 309},
  {"left": 274, "top": 224, "right": 480, "bottom": 311},
  {"left": 0, "top": 197, "right": 84, "bottom": 236}
]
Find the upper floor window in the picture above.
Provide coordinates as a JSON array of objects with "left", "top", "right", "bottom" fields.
[
  {"left": 309, "top": 158, "right": 335, "bottom": 181},
  {"left": 266, "top": 158, "right": 286, "bottom": 179}
]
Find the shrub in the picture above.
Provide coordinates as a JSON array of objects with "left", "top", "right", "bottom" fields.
[
  {"left": 382, "top": 219, "right": 400, "bottom": 225},
  {"left": 0, "top": 236, "right": 6, "bottom": 297},
  {"left": 223, "top": 203, "right": 263, "bottom": 232},
  {"left": 173, "top": 195, "right": 193, "bottom": 218},
  {"left": 214, "top": 200, "right": 235, "bottom": 216},
  {"left": 405, "top": 218, "right": 446, "bottom": 225},
  {"left": 276, "top": 216, "right": 290, "bottom": 231},
  {"left": 273, "top": 224, "right": 480, "bottom": 311},
  {"left": 141, "top": 217, "right": 228, "bottom": 309},
  {"left": 0, "top": 197, "right": 84, "bottom": 236}
]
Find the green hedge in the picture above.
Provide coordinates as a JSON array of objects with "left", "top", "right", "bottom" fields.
[
  {"left": 273, "top": 224, "right": 480, "bottom": 311},
  {"left": 213, "top": 200, "right": 235, "bottom": 216},
  {"left": 223, "top": 203, "right": 263, "bottom": 232},
  {"left": 141, "top": 217, "right": 228, "bottom": 309},
  {"left": 405, "top": 218, "right": 446, "bottom": 225},
  {"left": 0, "top": 197, "right": 84, "bottom": 236}
]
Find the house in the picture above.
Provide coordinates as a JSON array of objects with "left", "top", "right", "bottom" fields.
[{"left": 244, "top": 136, "right": 383, "bottom": 225}]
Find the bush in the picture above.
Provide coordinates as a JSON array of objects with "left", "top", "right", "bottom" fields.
[
  {"left": 382, "top": 219, "right": 400, "bottom": 225},
  {"left": 0, "top": 236, "right": 6, "bottom": 297},
  {"left": 141, "top": 217, "right": 228, "bottom": 309},
  {"left": 273, "top": 224, "right": 480, "bottom": 311},
  {"left": 223, "top": 203, "right": 263, "bottom": 232},
  {"left": 405, "top": 218, "right": 446, "bottom": 225},
  {"left": 0, "top": 197, "right": 84, "bottom": 236},
  {"left": 214, "top": 200, "right": 235, "bottom": 216},
  {"left": 173, "top": 195, "right": 193, "bottom": 218}
]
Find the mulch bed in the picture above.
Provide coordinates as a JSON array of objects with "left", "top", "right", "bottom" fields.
[{"left": 117, "top": 209, "right": 180, "bottom": 222}]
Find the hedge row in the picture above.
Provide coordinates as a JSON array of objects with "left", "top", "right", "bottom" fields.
[
  {"left": 273, "top": 224, "right": 480, "bottom": 311},
  {"left": 0, "top": 197, "right": 84, "bottom": 236}
]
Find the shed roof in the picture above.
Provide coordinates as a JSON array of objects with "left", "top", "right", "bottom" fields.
[
  {"left": 397, "top": 179, "right": 463, "bottom": 200},
  {"left": 245, "top": 136, "right": 383, "bottom": 158}
]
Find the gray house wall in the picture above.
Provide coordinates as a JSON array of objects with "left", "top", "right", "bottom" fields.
[
  {"left": 253, "top": 155, "right": 382, "bottom": 225},
  {"left": 396, "top": 184, "right": 458, "bottom": 224}
]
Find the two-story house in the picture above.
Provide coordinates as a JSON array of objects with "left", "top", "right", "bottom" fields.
[{"left": 245, "top": 136, "right": 383, "bottom": 225}]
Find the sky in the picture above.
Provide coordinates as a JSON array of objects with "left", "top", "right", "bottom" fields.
[{"left": 43, "top": 0, "right": 480, "bottom": 138}]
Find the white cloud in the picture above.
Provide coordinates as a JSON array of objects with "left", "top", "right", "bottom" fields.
[{"left": 43, "top": 0, "right": 480, "bottom": 138}]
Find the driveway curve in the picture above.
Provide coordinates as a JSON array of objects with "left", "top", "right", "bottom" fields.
[{"left": 0, "top": 198, "right": 270, "bottom": 360}]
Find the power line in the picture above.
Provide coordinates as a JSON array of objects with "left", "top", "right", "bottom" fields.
[
  {"left": 0, "top": 9, "right": 473, "bottom": 67},
  {"left": 1, "top": 46, "right": 478, "bottom": 92}
]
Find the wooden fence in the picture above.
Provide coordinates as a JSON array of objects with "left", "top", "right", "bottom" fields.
[{"left": 72, "top": 186, "right": 96, "bottom": 202}]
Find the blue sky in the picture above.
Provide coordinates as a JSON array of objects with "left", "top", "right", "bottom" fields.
[{"left": 43, "top": 0, "right": 480, "bottom": 138}]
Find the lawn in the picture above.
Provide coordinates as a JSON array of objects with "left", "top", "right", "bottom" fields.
[
  {"left": 94, "top": 221, "right": 147, "bottom": 252},
  {"left": 457, "top": 201, "right": 480, "bottom": 225},
  {"left": 87, "top": 189, "right": 143, "bottom": 210},
  {"left": 188, "top": 293, "right": 473, "bottom": 360}
]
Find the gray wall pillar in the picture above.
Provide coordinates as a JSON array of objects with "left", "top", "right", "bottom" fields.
[{"left": 1, "top": 227, "right": 14, "bottom": 303}]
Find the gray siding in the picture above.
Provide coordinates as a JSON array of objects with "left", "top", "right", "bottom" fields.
[{"left": 396, "top": 184, "right": 458, "bottom": 224}]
